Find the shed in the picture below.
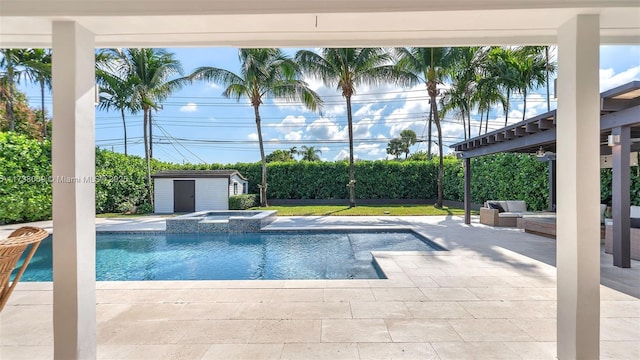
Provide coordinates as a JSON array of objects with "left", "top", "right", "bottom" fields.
[{"left": 151, "top": 170, "right": 249, "bottom": 213}]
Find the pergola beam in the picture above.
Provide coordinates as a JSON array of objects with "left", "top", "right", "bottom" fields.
[{"left": 460, "top": 129, "right": 556, "bottom": 158}]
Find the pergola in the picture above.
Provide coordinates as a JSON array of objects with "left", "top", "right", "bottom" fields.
[
  {"left": 451, "top": 81, "right": 640, "bottom": 268},
  {"left": 1, "top": 1, "right": 639, "bottom": 359}
]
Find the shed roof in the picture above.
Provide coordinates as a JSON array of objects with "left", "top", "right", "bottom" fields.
[{"left": 152, "top": 170, "right": 247, "bottom": 180}]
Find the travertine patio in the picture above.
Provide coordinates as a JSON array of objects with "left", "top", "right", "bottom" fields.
[{"left": 1, "top": 216, "right": 638, "bottom": 359}]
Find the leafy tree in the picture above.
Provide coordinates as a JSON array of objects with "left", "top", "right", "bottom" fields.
[
  {"left": 266, "top": 149, "right": 295, "bottom": 162},
  {"left": 191, "top": 48, "right": 321, "bottom": 207},
  {"left": 396, "top": 47, "right": 453, "bottom": 208},
  {"left": 399, "top": 129, "right": 417, "bottom": 159},
  {"left": 22, "top": 49, "right": 52, "bottom": 139},
  {"left": 0, "top": 49, "right": 27, "bottom": 132},
  {"left": 386, "top": 138, "right": 404, "bottom": 159},
  {"left": 112, "top": 48, "right": 188, "bottom": 205},
  {"left": 300, "top": 145, "right": 322, "bottom": 161},
  {"left": 297, "top": 48, "right": 414, "bottom": 207},
  {"left": 0, "top": 85, "right": 43, "bottom": 138}
]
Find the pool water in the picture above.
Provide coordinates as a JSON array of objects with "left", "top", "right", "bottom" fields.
[{"left": 18, "top": 231, "right": 442, "bottom": 281}]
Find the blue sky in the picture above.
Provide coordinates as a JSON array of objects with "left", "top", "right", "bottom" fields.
[{"left": 18, "top": 46, "right": 640, "bottom": 165}]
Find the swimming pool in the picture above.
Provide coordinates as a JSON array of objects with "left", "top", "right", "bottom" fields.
[{"left": 18, "top": 230, "right": 443, "bottom": 281}]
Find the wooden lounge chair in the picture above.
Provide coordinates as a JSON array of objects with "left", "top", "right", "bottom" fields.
[{"left": 0, "top": 226, "right": 49, "bottom": 312}]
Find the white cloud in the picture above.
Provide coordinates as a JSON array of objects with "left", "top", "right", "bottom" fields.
[
  {"left": 319, "top": 147, "right": 330, "bottom": 153},
  {"left": 600, "top": 66, "right": 640, "bottom": 92},
  {"left": 333, "top": 149, "right": 350, "bottom": 162},
  {"left": 284, "top": 131, "right": 303, "bottom": 141},
  {"left": 209, "top": 83, "right": 221, "bottom": 90},
  {"left": 306, "top": 118, "right": 344, "bottom": 141},
  {"left": 274, "top": 115, "right": 306, "bottom": 134},
  {"left": 384, "top": 86, "right": 430, "bottom": 139},
  {"left": 179, "top": 102, "right": 198, "bottom": 112},
  {"left": 355, "top": 143, "right": 386, "bottom": 157},
  {"left": 248, "top": 133, "right": 258, "bottom": 141}
]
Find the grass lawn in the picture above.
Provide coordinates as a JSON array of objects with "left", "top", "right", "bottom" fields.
[{"left": 252, "top": 204, "right": 474, "bottom": 216}]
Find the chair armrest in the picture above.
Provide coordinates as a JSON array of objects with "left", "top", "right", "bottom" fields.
[{"left": 480, "top": 207, "right": 499, "bottom": 226}]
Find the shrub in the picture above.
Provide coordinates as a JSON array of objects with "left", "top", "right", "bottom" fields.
[
  {"left": 229, "top": 194, "right": 259, "bottom": 210},
  {"left": 136, "top": 203, "right": 153, "bottom": 214}
]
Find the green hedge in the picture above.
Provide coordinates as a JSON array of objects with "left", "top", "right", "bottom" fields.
[
  {"left": 0, "top": 132, "right": 52, "bottom": 223},
  {"left": 229, "top": 194, "right": 259, "bottom": 210},
  {"left": 2, "top": 131, "right": 639, "bottom": 223}
]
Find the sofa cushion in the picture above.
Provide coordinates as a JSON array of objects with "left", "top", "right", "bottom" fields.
[
  {"left": 631, "top": 218, "right": 640, "bottom": 229},
  {"left": 630, "top": 206, "right": 640, "bottom": 219},
  {"left": 487, "top": 202, "right": 505, "bottom": 213},
  {"left": 505, "top": 200, "right": 527, "bottom": 213},
  {"left": 499, "top": 212, "right": 522, "bottom": 218}
]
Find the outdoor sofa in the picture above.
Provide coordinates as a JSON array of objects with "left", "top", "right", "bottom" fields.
[
  {"left": 479, "top": 200, "right": 530, "bottom": 227},
  {"left": 605, "top": 205, "right": 640, "bottom": 260}
]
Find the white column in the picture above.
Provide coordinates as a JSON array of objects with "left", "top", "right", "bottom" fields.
[
  {"left": 556, "top": 15, "right": 600, "bottom": 360},
  {"left": 52, "top": 21, "right": 96, "bottom": 360}
]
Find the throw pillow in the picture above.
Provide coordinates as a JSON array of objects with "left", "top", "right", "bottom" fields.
[
  {"left": 631, "top": 218, "right": 640, "bottom": 229},
  {"left": 487, "top": 202, "right": 505, "bottom": 213}
]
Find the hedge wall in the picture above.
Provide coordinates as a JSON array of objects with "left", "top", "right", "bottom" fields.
[
  {"left": 2, "top": 131, "right": 638, "bottom": 223},
  {"left": 0, "top": 132, "right": 52, "bottom": 223}
]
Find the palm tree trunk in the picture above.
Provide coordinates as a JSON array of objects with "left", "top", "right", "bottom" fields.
[
  {"left": 522, "top": 89, "right": 527, "bottom": 121},
  {"left": 485, "top": 107, "right": 489, "bottom": 134},
  {"left": 427, "top": 105, "right": 433, "bottom": 158},
  {"left": 254, "top": 104, "right": 268, "bottom": 207},
  {"left": 346, "top": 94, "right": 356, "bottom": 208},
  {"left": 149, "top": 111, "right": 153, "bottom": 159},
  {"left": 545, "top": 46, "right": 551, "bottom": 112},
  {"left": 40, "top": 78, "right": 46, "bottom": 139},
  {"left": 461, "top": 108, "right": 467, "bottom": 141},
  {"left": 504, "top": 90, "right": 510, "bottom": 127},
  {"left": 431, "top": 96, "right": 444, "bottom": 209},
  {"left": 478, "top": 108, "right": 484, "bottom": 137},
  {"left": 7, "top": 78, "right": 15, "bottom": 132},
  {"left": 6, "top": 61, "right": 15, "bottom": 132},
  {"left": 467, "top": 112, "right": 471, "bottom": 140},
  {"left": 143, "top": 108, "right": 153, "bottom": 206},
  {"left": 121, "top": 108, "right": 128, "bottom": 156}
]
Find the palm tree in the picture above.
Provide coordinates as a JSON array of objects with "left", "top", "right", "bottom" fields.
[
  {"left": 443, "top": 47, "right": 481, "bottom": 140},
  {"left": 395, "top": 47, "right": 452, "bottom": 208},
  {"left": 96, "top": 68, "right": 139, "bottom": 155},
  {"left": 22, "top": 49, "right": 52, "bottom": 139},
  {"left": 297, "top": 48, "right": 413, "bottom": 207},
  {"left": 386, "top": 138, "right": 404, "bottom": 160},
  {"left": 0, "top": 49, "right": 27, "bottom": 132},
  {"left": 113, "top": 48, "right": 188, "bottom": 206},
  {"left": 513, "top": 47, "right": 549, "bottom": 121},
  {"left": 300, "top": 145, "right": 322, "bottom": 161},
  {"left": 399, "top": 129, "right": 417, "bottom": 159},
  {"left": 475, "top": 50, "right": 507, "bottom": 135},
  {"left": 483, "top": 47, "right": 520, "bottom": 127},
  {"left": 191, "top": 48, "right": 321, "bottom": 207},
  {"left": 289, "top": 146, "right": 299, "bottom": 159}
]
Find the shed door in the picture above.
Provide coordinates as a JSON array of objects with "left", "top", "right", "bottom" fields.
[{"left": 173, "top": 180, "right": 195, "bottom": 213}]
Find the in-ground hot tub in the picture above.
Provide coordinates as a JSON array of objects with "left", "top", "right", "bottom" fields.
[{"left": 166, "top": 210, "right": 278, "bottom": 233}]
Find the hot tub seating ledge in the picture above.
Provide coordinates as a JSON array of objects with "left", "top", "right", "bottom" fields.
[{"left": 166, "top": 210, "right": 277, "bottom": 233}]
